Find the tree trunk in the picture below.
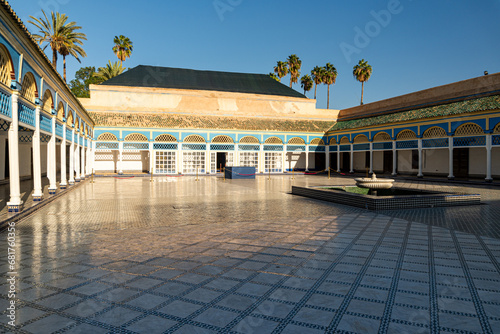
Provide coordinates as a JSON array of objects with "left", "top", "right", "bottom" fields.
[
  {"left": 289, "top": 74, "right": 293, "bottom": 88},
  {"left": 327, "top": 84, "right": 330, "bottom": 109},
  {"left": 361, "top": 81, "right": 364, "bottom": 105},
  {"left": 52, "top": 49, "right": 57, "bottom": 69},
  {"left": 63, "top": 55, "right": 66, "bottom": 82},
  {"left": 314, "top": 83, "right": 317, "bottom": 100}
]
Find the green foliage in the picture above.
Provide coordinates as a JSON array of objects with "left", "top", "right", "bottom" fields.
[
  {"left": 69, "top": 66, "right": 103, "bottom": 98},
  {"left": 269, "top": 72, "right": 280, "bottom": 82},
  {"left": 353, "top": 59, "right": 372, "bottom": 105},
  {"left": 287, "top": 54, "right": 302, "bottom": 88},
  {"left": 300, "top": 74, "right": 313, "bottom": 96},
  {"left": 113, "top": 35, "right": 133, "bottom": 64},
  {"left": 94, "top": 61, "right": 126, "bottom": 82},
  {"left": 273, "top": 61, "right": 289, "bottom": 82}
]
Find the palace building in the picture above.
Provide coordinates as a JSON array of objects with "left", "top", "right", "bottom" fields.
[{"left": 1, "top": 0, "right": 499, "bottom": 213}]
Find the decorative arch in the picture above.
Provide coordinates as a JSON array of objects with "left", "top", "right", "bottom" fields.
[
  {"left": 212, "top": 135, "right": 234, "bottom": 144},
  {"left": 329, "top": 138, "right": 337, "bottom": 145},
  {"left": 80, "top": 123, "right": 84, "bottom": 134},
  {"left": 288, "top": 137, "right": 305, "bottom": 145},
  {"left": 340, "top": 136, "right": 350, "bottom": 144},
  {"left": 66, "top": 111, "right": 73, "bottom": 128},
  {"left": 0, "top": 44, "right": 14, "bottom": 87},
  {"left": 353, "top": 134, "right": 369, "bottom": 144},
  {"left": 56, "top": 102, "right": 64, "bottom": 121},
  {"left": 41, "top": 90, "right": 53, "bottom": 114},
  {"left": 494, "top": 122, "right": 500, "bottom": 134},
  {"left": 20, "top": 72, "right": 37, "bottom": 102},
  {"left": 155, "top": 134, "right": 177, "bottom": 142},
  {"left": 124, "top": 133, "right": 148, "bottom": 142},
  {"left": 264, "top": 137, "right": 283, "bottom": 144},
  {"left": 184, "top": 134, "right": 206, "bottom": 143},
  {"left": 97, "top": 133, "right": 118, "bottom": 141},
  {"left": 373, "top": 132, "right": 391, "bottom": 142},
  {"left": 454, "top": 123, "right": 484, "bottom": 136},
  {"left": 310, "top": 138, "right": 325, "bottom": 145},
  {"left": 423, "top": 126, "right": 447, "bottom": 138},
  {"left": 239, "top": 136, "right": 259, "bottom": 144},
  {"left": 74, "top": 118, "right": 79, "bottom": 132},
  {"left": 396, "top": 129, "right": 417, "bottom": 140}
]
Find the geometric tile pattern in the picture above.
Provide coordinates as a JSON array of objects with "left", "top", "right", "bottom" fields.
[{"left": 1, "top": 176, "right": 500, "bottom": 334}]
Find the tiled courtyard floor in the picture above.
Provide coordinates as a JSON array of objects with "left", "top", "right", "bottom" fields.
[{"left": 1, "top": 175, "right": 500, "bottom": 333}]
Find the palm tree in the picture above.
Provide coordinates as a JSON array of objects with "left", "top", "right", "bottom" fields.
[
  {"left": 353, "top": 59, "right": 372, "bottom": 105},
  {"left": 28, "top": 10, "right": 85, "bottom": 70},
  {"left": 287, "top": 54, "right": 301, "bottom": 88},
  {"left": 311, "top": 66, "right": 324, "bottom": 100},
  {"left": 269, "top": 73, "right": 280, "bottom": 82},
  {"left": 59, "top": 31, "right": 87, "bottom": 82},
  {"left": 300, "top": 75, "right": 313, "bottom": 97},
  {"left": 113, "top": 35, "right": 133, "bottom": 66},
  {"left": 93, "top": 61, "right": 126, "bottom": 82},
  {"left": 322, "top": 63, "right": 338, "bottom": 109},
  {"left": 273, "top": 61, "right": 288, "bottom": 83}
]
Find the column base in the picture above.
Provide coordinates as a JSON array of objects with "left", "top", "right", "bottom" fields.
[
  {"left": 48, "top": 188, "right": 57, "bottom": 195},
  {"left": 448, "top": 176, "right": 455, "bottom": 180},
  {"left": 81, "top": 176, "right": 85, "bottom": 180},
  {"left": 32, "top": 194, "right": 43, "bottom": 202},
  {"left": 60, "top": 182, "right": 67, "bottom": 189},
  {"left": 391, "top": 173, "right": 397, "bottom": 176},
  {"left": 75, "top": 177, "right": 81, "bottom": 182},
  {"left": 7, "top": 201, "right": 23, "bottom": 213},
  {"left": 417, "top": 175, "right": 423, "bottom": 178},
  {"left": 485, "top": 178, "right": 493, "bottom": 183},
  {"left": 69, "top": 180, "right": 75, "bottom": 185}
]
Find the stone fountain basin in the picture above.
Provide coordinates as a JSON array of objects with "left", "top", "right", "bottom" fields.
[{"left": 355, "top": 178, "right": 395, "bottom": 189}]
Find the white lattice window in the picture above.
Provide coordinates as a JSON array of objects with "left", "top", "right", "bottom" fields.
[
  {"left": 97, "top": 133, "right": 118, "bottom": 141},
  {"left": 329, "top": 138, "right": 337, "bottom": 145},
  {"left": 184, "top": 134, "right": 205, "bottom": 143},
  {"left": 20, "top": 73, "right": 36, "bottom": 102},
  {"left": 310, "top": 138, "right": 325, "bottom": 145},
  {"left": 423, "top": 127, "right": 447, "bottom": 138},
  {"left": 183, "top": 151, "right": 205, "bottom": 174},
  {"left": 265, "top": 137, "right": 283, "bottom": 144},
  {"left": 288, "top": 137, "right": 305, "bottom": 145},
  {"left": 122, "top": 153, "right": 141, "bottom": 161},
  {"left": 42, "top": 90, "right": 53, "bottom": 113},
  {"left": 340, "top": 136, "right": 350, "bottom": 144},
  {"left": 210, "top": 152, "right": 216, "bottom": 173},
  {"left": 265, "top": 152, "right": 282, "bottom": 172},
  {"left": 373, "top": 132, "right": 391, "bottom": 142},
  {"left": 212, "top": 135, "right": 234, "bottom": 143},
  {"left": 155, "top": 134, "right": 177, "bottom": 142},
  {"left": 0, "top": 46, "right": 12, "bottom": 87},
  {"left": 155, "top": 151, "right": 176, "bottom": 174},
  {"left": 239, "top": 136, "right": 260, "bottom": 144},
  {"left": 353, "top": 135, "right": 369, "bottom": 144},
  {"left": 397, "top": 130, "right": 417, "bottom": 140},
  {"left": 95, "top": 152, "right": 114, "bottom": 160},
  {"left": 239, "top": 152, "right": 258, "bottom": 168},
  {"left": 124, "top": 133, "right": 148, "bottom": 142},
  {"left": 454, "top": 123, "right": 484, "bottom": 136},
  {"left": 226, "top": 152, "right": 234, "bottom": 167}
]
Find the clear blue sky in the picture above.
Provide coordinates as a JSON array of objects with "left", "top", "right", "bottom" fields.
[{"left": 11, "top": 0, "right": 500, "bottom": 110}]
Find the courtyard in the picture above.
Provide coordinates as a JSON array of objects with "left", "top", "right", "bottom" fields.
[{"left": 0, "top": 175, "right": 500, "bottom": 333}]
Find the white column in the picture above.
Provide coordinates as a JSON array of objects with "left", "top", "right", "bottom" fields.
[
  {"left": 69, "top": 129, "right": 75, "bottom": 184},
  {"left": 75, "top": 137, "right": 80, "bottom": 182},
  {"left": 149, "top": 142, "right": 154, "bottom": 174},
  {"left": 336, "top": 148, "right": 340, "bottom": 172},
  {"left": 80, "top": 138, "right": 85, "bottom": 180},
  {"left": 417, "top": 138, "right": 423, "bottom": 178},
  {"left": 86, "top": 141, "right": 91, "bottom": 175},
  {"left": 392, "top": 140, "right": 397, "bottom": 176},
  {"left": 281, "top": 145, "right": 286, "bottom": 173},
  {"left": 305, "top": 145, "right": 309, "bottom": 172},
  {"left": 349, "top": 143, "right": 354, "bottom": 173},
  {"left": 234, "top": 144, "right": 239, "bottom": 166},
  {"left": 447, "top": 136, "right": 454, "bottom": 180},
  {"left": 32, "top": 106, "right": 43, "bottom": 200},
  {"left": 48, "top": 115, "right": 57, "bottom": 194},
  {"left": 118, "top": 141, "right": 123, "bottom": 174},
  {"left": 369, "top": 141, "right": 373, "bottom": 174},
  {"left": 7, "top": 91, "right": 23, "bottom": 212},
  {"left": 177, "top": 142, "right": 183, "bottom": 174},
  {"left": 325, "top": 145, "right": 330, "bottom": 171},
  {"left": 60, "top": 123, "right": 67, "bottom": 188},
  {"left": 259, "top": 144, "right": 264, "bottom": 173},
  {"left": 205, "top": 144, "right": 210, "bottom": 174},
  {"left": 486, "top": 133, "right": 493, "bottom": 182}
]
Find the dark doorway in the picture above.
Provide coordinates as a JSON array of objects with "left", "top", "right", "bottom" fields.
[
  {"left": 314, "top": 153, "right": 325, "bottom": 171},
  {"left": 341, "top": 152, "right": 350, "bottom": 172},
  {"left": 5, "top": 139, "right": 9, "bottom": 178},
  {"left": 383, "top": 151, "right": 393, "bottom": 174},
  {"left": 365, "top": 151, "right": 370, "bottom": 169},
  {"left": 66, "top": 145, "right": 70, "bottom": 176},
  {"left": 216, "top": 152, "right": 226, "bottom": 172},
  {"left": 329, "top": 153, "right": 337, "bottom": 171},
  {"left": 453, "top": 148, "right": 469, "bottom": 178}
]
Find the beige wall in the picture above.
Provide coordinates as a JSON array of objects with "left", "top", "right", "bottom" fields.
[
  {"left": 423, "top": 149, "right": 448, "bottom": 175},
  {"left": 83, "top": 85, "right": 339, "bottom": 121},
  {"left": 397, "top": 150, "right": 417, "bottom": 174}
]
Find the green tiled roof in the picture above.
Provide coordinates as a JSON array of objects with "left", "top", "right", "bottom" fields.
[
  {"left": 329, "top": 95, "right": 500, "bottom": 132},
  {"left": 100, "top": 65, "right": 306, "bottom": 99},
  {"left": 89, "top": 112, "right": 333, "bottom": 133}
]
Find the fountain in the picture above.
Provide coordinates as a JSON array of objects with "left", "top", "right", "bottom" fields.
[{"left": 354, "top": 173, "right": 394, "bottom": 195}]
